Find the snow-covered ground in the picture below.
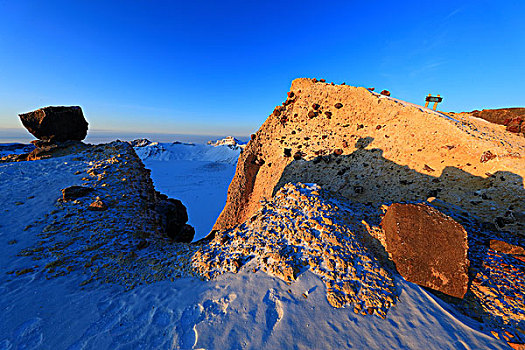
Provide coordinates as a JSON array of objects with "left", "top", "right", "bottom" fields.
[
  {"left": 0, "top": 143, "right": 34, "bottom": 157},
  {"left": 133, "top": 140, "right": 241, "bottom": 240},
  {"left": 0, "top": 141, "right": 512, "bottom": 349}
]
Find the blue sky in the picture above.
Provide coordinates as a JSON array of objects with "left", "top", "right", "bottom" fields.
[{"left": 0, "top": 0, "right": 524, "bottom": 138}]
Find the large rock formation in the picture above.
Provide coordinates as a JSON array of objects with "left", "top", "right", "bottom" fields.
[
  {"left": 469, "top": 108, "right": 524, "bottom": 136},
  {"left": 213, "top": 78, "right": 525, "bottom": 236},
  {"left": 381, "top": 203, "right": 469, "bottom": 298},
  {"left": 19, "top": 106, "right": 88, "bottom": 142}
]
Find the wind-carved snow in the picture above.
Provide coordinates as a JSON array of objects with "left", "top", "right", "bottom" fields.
[{"left": 194, "top": 183, "right": 398, "bottom": 318}]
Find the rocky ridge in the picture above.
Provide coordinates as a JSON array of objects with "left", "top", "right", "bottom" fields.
[
  {"left": 467, "top": 108, "right": 525, "bottom": 136},
  {"left": 10, "top": 141, "right": 197, "bottom": 288},
  {"left": 214, "top": 78, "right": 525, "bottom": 237}
]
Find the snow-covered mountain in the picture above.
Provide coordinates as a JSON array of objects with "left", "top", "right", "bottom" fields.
[
  {"left": 131, "top": 139, "right": 242, "bottom": 240},
  {"left": 127, "top": 138, "right": 153, "bottom": 147},
  {"left": 132, "top": 139, "right": 242, "bottom": 163},
  {"left": 207, "top": 136, "right": 246, "bottom": 149}
]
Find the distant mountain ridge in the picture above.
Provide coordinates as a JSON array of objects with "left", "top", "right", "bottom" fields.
[
  {"left": 207, "top": 136, "right": 246, "bottom": 149},
  {"left": 131, "top": 137, "right": 242, "bottom": 163}
]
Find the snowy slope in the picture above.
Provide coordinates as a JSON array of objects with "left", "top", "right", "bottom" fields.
[
  {"left": 0, "top": 143, "right": 34, "bottom": 157},
  {"left": 0, "top": 154, "right": 510, "bottom": 349},
  {"left": 133, "top": 140, "right": 242, "bottom": 240}
]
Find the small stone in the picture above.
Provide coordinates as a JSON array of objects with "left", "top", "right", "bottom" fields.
[
  {"left": 308, "top": 111, "right": 317, "bottom": 118},
  {"left": 334, "top": 103, "right": 343, "bottom": 109},
  {"left": 88, "top": 199, "right": 107, "bottom": 211},
  {"left": 293, "top": 151, "right": 303, "bottom": 160},
  {"left": 312, "top": 103, "right": 320, "bottom": 110},
  {"left": 507, "top": 343, "right": 525, "bottom": 350},
  {"left": 62, "top": 186, "right": 94, "bottom": 201},
  {"left": 333, "top": 149, "right": 343, "bottom": 156},
  {"left": 490, "top": 240, "right": 525, "bottom": 255},
  {"left": 480, "top": 150, "right": 497, "bottom": 163},
  {"left": 423, "top": 164, "right": 435, "bottom": 172},
  {"left": 380, "top": 90, "right": 390, "bottom": 96},
  {"left": 137, "top": 240, "right": 149, "bottom": 250},
  {"left": 283, "top": 148, "right": 292, "bottom": 157}
]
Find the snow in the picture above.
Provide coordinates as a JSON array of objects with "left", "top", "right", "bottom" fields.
[
  {"left": 0, "top": 143, "right": 34, "bottom": 157},
  {"left": 0, "top": 143, "right": 512, "bottom": 349},
  {"left": 134, "top": 141, "right": 241, "bottom": 163},
  {"left": 206, "top": 136, "right": 246, "bottom": 149},
  {"left": 133, "top": 141, "right": 241, "bottom": 240}
]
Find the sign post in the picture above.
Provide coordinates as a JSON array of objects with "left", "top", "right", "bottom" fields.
[{"left": 425, "top": 94, "right": 443, "bottom": 111}]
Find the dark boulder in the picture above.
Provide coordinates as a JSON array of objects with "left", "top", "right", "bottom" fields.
[
  {"left": 156, "top": 196, "right": 194, "bottom": 242},
  {"left": 178, "top": 224, "right": 196, "bottom": 243},
  {"left": 62, "top": 186, "right": 94, "bottom": 201},
  {"left": 381, "top": 203, "right": 469, "bottom": 299},
  {"left": 19, "top": 106, "right": 88, "bottom": 142},
  {"left": 380, "top": 90, "right": 391, "bottom": 96}
]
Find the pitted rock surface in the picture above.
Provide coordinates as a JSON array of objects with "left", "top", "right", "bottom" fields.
[{"left": 213, "top": 78, "right": 525, "bottom": 236}]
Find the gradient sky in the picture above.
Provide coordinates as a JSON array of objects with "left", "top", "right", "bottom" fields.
[{"left": 0, "top": 0, "right": 524, "bottom": 137}]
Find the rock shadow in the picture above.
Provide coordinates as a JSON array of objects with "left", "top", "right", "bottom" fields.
[
  {"left": 273, "top": 136, "right": 525, "bottom": 332},
  {"left": 274, "top": 137, "right": 524, "bottom": 238}
]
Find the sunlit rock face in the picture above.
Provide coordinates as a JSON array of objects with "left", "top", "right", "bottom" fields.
[
  {"left": 468, "top": 108, "right": 525, "bottom": 136},
  {"left": 213, "top": 78, "right": 525, "bottom": 235}
]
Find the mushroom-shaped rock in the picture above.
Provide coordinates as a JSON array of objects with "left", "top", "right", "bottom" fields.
[
  {"left": 19, "top": 106, "right": 88, "bottom": 142},
  {"left": 381, "top": 203, "right": 469, "bottom": 299}
]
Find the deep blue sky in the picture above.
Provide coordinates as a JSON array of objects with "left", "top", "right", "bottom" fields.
[{"left": 1, "top": 0, "right": 524, "bottom": 138}]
